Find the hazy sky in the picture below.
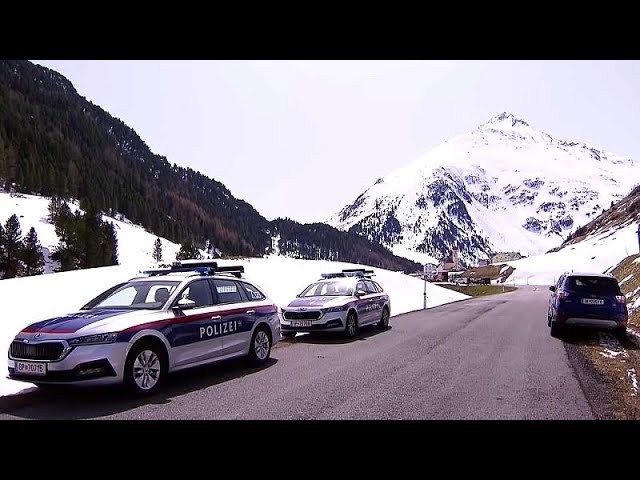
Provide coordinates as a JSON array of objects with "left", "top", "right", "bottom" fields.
[{"left": 32, "top": 60, "right": 640, "bottom": 223}]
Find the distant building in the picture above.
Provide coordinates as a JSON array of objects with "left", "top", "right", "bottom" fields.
[
  {"left": 491, "top": 252, "right": 523, "bottom": 263},
  {"left": 434, "top": 246, "right": 462, "bottom": 281},
  {"left": 423, "top": 263, "right": 437, "bottom": 274},
  {"left": 477, "top": 258, "right": 490, "bottom": 267}
]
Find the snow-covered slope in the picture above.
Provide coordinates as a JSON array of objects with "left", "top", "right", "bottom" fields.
[
  {"left": 0, "top": 191, "right": 183, "bottom": 270},
  {"left": 502, "top": 221, "right": 639, "bottom": 285},
  {"left": 330, "top": 112, "right": 639, "bottom": 266},
  {"left": 501, "top": 177, "right": 640, "bottom": 285}
]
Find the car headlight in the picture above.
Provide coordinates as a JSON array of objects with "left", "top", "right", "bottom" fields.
[
  {"left": 322, "top": 306, "right": 346, "bottom": 313},
  {"left": 68, "top": 332, "right": 119, "bottom": 346}
]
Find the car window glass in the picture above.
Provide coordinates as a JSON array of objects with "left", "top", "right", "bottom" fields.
[
  {"left": 98, "top": 286, "right": 137, "bottom": 307},
  {"left": 241, "top": 282, "right": 265, "bottom": 301},
  {"left": 90, "top": 280, "right": 180, "bottom": 309},
  {"left": 235, "top": 282, "right": 249, "bottom": 302},
  {"left": 567, "top": 276, "right": 621, "bottom": 295},
  {"left": 145, "top": 284, "right": 177, "bottom": 304},
  {"left": 300, "top": 280, "right": 353, "bottom": 297},
  {"left": 179, "top": 280, "right": 213, "bottom": 308},
  {"left": 212, "top": 279, "right": 243, "bottom": 304},
  {"left": 364, "top": 280, "right": 377, "bottom": 293}
]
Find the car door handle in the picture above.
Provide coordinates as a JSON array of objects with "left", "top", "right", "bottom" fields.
[
  {"left": 246, "top": 310, "right": 256, "bottom": 315},
  {"left": 210, "top": 315, "right": 221, "bottom": 320}
]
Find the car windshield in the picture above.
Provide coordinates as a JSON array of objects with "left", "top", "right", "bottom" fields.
[
  {"left": 566, "top": 276, "right": 621, "bottom": 295},
  {"left": 82, "top": 280, "right": 181, "bottom": 310},
  {"left": 299, "top": 280, "right": 354, "bottom": 297}
]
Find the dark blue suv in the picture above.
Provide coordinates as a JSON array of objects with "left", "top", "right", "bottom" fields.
[{"left": 548, "top": 272, "right": 628, "bottom": 338}]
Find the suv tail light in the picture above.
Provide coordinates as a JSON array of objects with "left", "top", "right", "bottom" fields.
[
  {"left": 616, "top": 295, "right": 626, "bottom": 304},
  {"left": 557, "top": 289, "right": 570, "bottom": 301}
]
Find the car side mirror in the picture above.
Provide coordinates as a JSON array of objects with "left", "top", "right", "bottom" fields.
[
  {"left": 173, "top": 298, "right": 196, "bottom": 310},
  {"left": 549, "top": 286, "right": 556, "bottom": 292},
  {"left": 356, "top": 289, "right": 367, "bottom": 297}
]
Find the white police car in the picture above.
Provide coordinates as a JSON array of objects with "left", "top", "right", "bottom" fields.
[
  {"left": 280, "top": 269, "right": 391, "bottom": 338},
  {"left": 7, "top": 261, "right": 281, "bottom": 395}
]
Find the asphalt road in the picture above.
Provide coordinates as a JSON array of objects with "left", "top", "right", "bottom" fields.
[{"left": 0, "top": 286, "right": 599, "bottom": 420}]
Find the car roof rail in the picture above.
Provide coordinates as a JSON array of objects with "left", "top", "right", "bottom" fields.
[
  {"left": 212, "top": 266, "right": 245, "bottom": 279},
  {"left": 141, "top": 261, "right": 244, "bottom": 278},
  {"left": 320, "top": 268, "right": 375, "bottom": 279}
]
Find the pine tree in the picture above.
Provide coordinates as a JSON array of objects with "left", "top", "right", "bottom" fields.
[
  {"left": 21, "top": 227, "right": 45, "bottom": 276},
  {"left": 47, "top": 196, "right": 63, "bottom": 224},
  {"left": 0, "top": 214, "right": 24, "bottom": 278},
  {"left": 176, "top": 241, "right": 201, "bottom": 260},
  {"left": 103, "top": 221, "right": 119, "bottom": 266},
  {"left": 51, "top": 205, "right": 80, "bottom": 272},
  {"left": 78, "top": 207, "right": 101, "bottom": 268},
  {"left": 152, "top": 237, "right": 163, "bottom": 263}
]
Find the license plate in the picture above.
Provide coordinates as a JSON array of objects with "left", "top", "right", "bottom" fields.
[
  {"left": 582, "top": 298, "right": 604, "bottom": 305},
  {"left": 14, "top": 361, "right": 47, "bottom": 376},
  {"left": 291, "top": 321, "right": 312, "bottom": 327}
]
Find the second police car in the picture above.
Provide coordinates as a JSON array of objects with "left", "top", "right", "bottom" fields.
[
  {"left": 7, "top": 261, "right": 281, "bottom": 395},
  {"left": 280, "top": 269, "right": 391, "bottom": 338}
]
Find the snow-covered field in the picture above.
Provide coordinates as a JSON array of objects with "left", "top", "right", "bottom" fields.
[
  {"left": 503, "top": 221, "right": 640, "bottom": 285},
  {"left": 0, "top": 192, "right": 469, "bottom": 397}
]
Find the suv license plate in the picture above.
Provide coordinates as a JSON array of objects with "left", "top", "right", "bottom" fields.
[{"left": 581, "top": 298, "right": 604, "bottom": 305}]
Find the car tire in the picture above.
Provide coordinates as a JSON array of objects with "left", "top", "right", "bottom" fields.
[
  {"left": 123, "top": 340, "right": 167, "bottom": 396},
  {"left": 378, "top": 307, "right": 390, "bottom": 330},
  {"left": 547, "top": 309, "right": 552, "bottom": 327},
  {"left": 615, "top": 326, "right": 627, "bottom": 339},
  {"left": 550, "top": 322, "right": 563, "bottom": 339},
  {"left": 281, "top": 331, "right": 297, "bottom": 339},
  {"left": 344, "top": 311, "right": 358, "bottom": 338},
  {"left": 248, "top": 325, "right": 272, "bottom": 366}
]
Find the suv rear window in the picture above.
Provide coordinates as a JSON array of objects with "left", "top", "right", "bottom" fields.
[{"left": 565, "top": 276, "right": 621, "bottom": 295}]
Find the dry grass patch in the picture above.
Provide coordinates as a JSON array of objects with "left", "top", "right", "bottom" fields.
[
  {"left": 439, "top": 284, "right": 517, "bottom": 297},
  {"left": 570, "top": 253, "right": 640, "bottom": 419}
]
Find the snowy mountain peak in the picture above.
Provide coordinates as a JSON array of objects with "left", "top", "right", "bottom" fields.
[
  {"left": 329, "top": 114, "right": 639, "bottom": 266},
  {"left": 483, "top": 112, "right": 531, "bottom": 129}
]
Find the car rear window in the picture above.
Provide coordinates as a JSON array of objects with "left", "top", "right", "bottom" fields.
[
  {"left": 566, "top": 276, "right": 621, "bottom": 295},
  {"left": 240, "top": 282, "right": 265, "bottom": 301}
]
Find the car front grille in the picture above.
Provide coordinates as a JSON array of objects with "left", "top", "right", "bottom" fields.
[
  {"left": 10, "top": 341, "right": 65, "bottom": 361},
  {"left": 283, "top": 310, "right": 322, "bottom": 320}
]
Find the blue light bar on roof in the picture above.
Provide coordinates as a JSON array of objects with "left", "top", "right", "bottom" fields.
[
  {"left": 320, "top": 269, "right": 375, "bottom": 279},
  {"left": 141, "top": 262, "right": 244, "bottom": 277}
]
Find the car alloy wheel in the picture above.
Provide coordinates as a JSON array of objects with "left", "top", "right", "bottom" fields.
[
  {"left": 133, "top": 350, "right": 161, "bottom": 391},
  {"left": 249, "top": 326, "right": 272, "bottom": 365},
  {"left": 254, "top": 330, "right": 270, "bottom": 361},
  {"left": 124, "top": 340, "right": 167, "bottom": 396},
  {"left": 345, "top": 312, "right": 358, "bottom": 338}
]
